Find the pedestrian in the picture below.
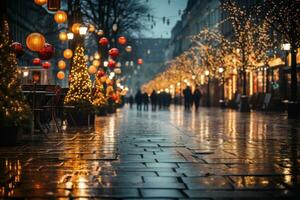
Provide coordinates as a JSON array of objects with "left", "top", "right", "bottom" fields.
[
  {"left": 183, "top": 86, "right": 192, "bottom": 110},
  {"left": 150, "top": 90, "right": 158, "bottom": 111},
  {"left": 128, "top": 95, "right": 134, "bottom": 109},
  {"left": 143, "top": 92, "right": 149, "bottom": 111},
  {"left": 193, "top": 86, "right": 202, "bottom": 111},
  {"left": 135, "top": 90, "right": 143, "bottom": 110}
]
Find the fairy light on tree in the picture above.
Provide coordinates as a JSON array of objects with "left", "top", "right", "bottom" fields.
[
  {"left": 222, "top": 0, "right": 272, "bottom": 111},
  {"left": 64, "top": 45, "right": 92, "bottom": 105}
]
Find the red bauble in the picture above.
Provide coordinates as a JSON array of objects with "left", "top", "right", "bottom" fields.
[
  {"left": 118, "top": 36, "right": 126, "bottom": 45},
  {"left": 38, "top": 43, "right": 54, "bottom": 60},
  {"left": 137, "top": 58, "right": 143, "bottom": 65},
  {"left": 108, "top": 59, "right": 116, "bottom": 68},
  {"left": 11, "top": 42, "right": 24, "bottom": 58},
  {"left": 111, "top": 94, "right": 117, "bottom": 101},
  {"left": 42, "top": 61, "right": 51, "bottom": 69},
  {"left": 109, "top": 48, "right": 119, "bottom": 58},
  {"left": 99, "top": 37, "right": 109, "bottom": 46},
  {"left": 97, "top": 69, "right": 106, "bottom": 77},
  {"left": 32, "top": 58, "right": 42, "bottom": 65}
]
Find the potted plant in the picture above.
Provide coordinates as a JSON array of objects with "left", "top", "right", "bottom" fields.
[{"left": 63, "top": 45, "right": 95, "bottom": 128}]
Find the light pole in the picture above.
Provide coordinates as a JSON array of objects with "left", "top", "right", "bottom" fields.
[
  {"left": 281, "top": 43, "right": 290, "bottom": 100},
  {"left": 205, "top": 70, "right": 210, "bottom": 107},
  {"left": 218, "top": 67, "right": 225, "bottom": 108}
]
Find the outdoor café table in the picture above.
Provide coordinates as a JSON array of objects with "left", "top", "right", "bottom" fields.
[{"left": 22, "top": 90, "right": 54, "bottom": 134}]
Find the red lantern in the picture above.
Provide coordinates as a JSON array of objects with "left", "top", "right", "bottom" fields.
[
  {"left": 39, "top": 43, "right": 55, "bottom": 60},
  {"left": 11, "top": 42, "right": 24, "bottom": 58},
  {"left": 32, "top": 58, "right": 42, "bottom": 66},
  {"left": 137, "top": 58, "right": 143, "bottom": 65},
  {"left": 108, "top": 59, "right": 116, "bottom": 69},
  {"left": 118, "top": 36, "right": 127, "bottom": 45},
  {"left": 97, "top": 69, "right": 106, "bottom": 77},
  {"left": 109, "top": 48, "right": 119, "bottom": 58},
  {"left": 99, "top": 37, "right": 109, "bottom": 46},
  {"left": 42, "top": 61, "right": 51, "bottom": 69}
]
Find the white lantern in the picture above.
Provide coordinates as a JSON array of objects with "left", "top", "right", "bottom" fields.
[{"left": 67, "top": 32, "right": 74, "bottom": 40}]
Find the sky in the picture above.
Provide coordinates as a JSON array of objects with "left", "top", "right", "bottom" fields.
[{"left": 141, "top": 0, "right": 188, "bottom": 38}]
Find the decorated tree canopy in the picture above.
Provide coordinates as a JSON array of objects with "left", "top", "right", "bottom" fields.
[
  {"left": 64, "top": 45, "right": 92, "bottom": 105},
  {"left": 0, "top": 20, "right": 30, "bottom": 127}
]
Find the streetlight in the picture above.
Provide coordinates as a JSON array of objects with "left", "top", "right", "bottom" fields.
[
  {"left": 79, "top": 25, "right": 88, "bottom": 35},
  {"left": 67, "top": 32, "right": 74, "bottom": 40},
  {"left": 218, "top": 67, "right": 225, "bottom": 108},
  {"left": 205, "top": 70, "right": 210, "bottom": 107}
]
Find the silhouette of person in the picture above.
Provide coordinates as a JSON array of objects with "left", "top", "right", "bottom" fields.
[
  {"left": 128, "top": 95, "right": 134, "bottom": 109},
  {"left": 143, "top": 92, "right": 149, "bottom": 111},
  {"left": 150, "top": 90, "right": 158, "bottom": 111},
  {"left": 183, "top": 86, "right": 192, "bottom": 110},
  {"left": 135, "top": 90, "right": 143, "bottom": 110},
  {"left": 193, "top": 86, "right": 202, "bottom": 111}
]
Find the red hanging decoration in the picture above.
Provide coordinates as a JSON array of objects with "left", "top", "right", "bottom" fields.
[
  {"left": 32, "top": 58, "right": 42, "bottom": 66},
  {"left": 42, "top": 61, "right": 51, "bottom": 69},
  {"left": 108, "top": 48, "right": 119, "bottom": 58},
  {"left": 97, "top": 69, "right": 106, "bottom": 77},
  {"left": 38, "top": 43, "right": 55, "bottom": 60},
  {"left": 108, "top": 59, "right": 116, "bottom": 69},
  {"left": 11, "top": 42, "right": 24, "bottom": 58},
  {"left": 118, "top": 36, "right": 127, "bottom": 45},
  {"left": 137, "top": 58, "right": 143, "bottom": 65},
  {"left": 99, "top": 37, "right": 109, "bottom": 46}
]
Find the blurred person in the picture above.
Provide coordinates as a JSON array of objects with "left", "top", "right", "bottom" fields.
[
  {"left": 135, "top": 90, "right": 143, "bottom": 110},
  {"left": 150, "top": 90, "right": 158, "bottom": 111},
  {"left": 193, "top": 86, "right": 202, "bottom": 111}
]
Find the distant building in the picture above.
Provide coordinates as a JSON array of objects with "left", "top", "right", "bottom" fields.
[{"left": 125, "top": 38, "right": 169, "bottom": 94}]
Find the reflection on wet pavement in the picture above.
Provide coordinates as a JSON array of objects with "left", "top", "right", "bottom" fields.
[{"left": 0, "top": 106, "right": 299, "bottom": 199}]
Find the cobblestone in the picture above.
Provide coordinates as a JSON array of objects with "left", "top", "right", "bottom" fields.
[{"left": 0, "top": 106, "right": 300, "bottom": 199}]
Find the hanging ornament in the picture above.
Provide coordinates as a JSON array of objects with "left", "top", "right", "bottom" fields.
[
  {"left": 125, "top": 45, "right": 132, "bottom": 53},
  {"left": 99, "top": 37, "right": 109, "bottom": 46},
  {"left": 97, "top": 69, "right": 106, "bottom": 77},
  {"left": 118, "top": 36, "right": 127, "bottom": 45},
  {"left": 57, "top": 71, "right": 65, "bottom": 80},
  {"left": 59, "top": 32, "right": 68, "bottom": 41},
  {"left": 100, "top": 76, "right": 107, "bottom": 83},
  {"left": 47, "top": 0, "right": 61, "bottom": 11},
  {"left": 97, "top": 30, "right": 104, "bottom": 36},
  {"left": 33, "top": 74, "right": 40, "bottom": 82},
  {"left": 92, "top": 60, "right": 100, "bottom": 67},
  {"left": 58, "top": 60, "right": 66, "bottom": 70},
  {"left": 109, "top": 48, "right": 119, "bottom": 58},
  {"left": 11, "top": 42, "right": 24, "bottom": 58},
  {"left": 114, "top": 68, "right": 121, "bottom": 74},
  {"left": 88, "top": 65, "right": 97, "bottom": 74},
  {"left": 32, "top": 58, "right": 42, "bottom": 66},
  {"left": 94, "top": 52, "right": 100, "bottom": 60},
  {"left": 71, "top": 23, "right": 81, "bottom": 34},
  {"left": 137, "top": 58, "right": 143, "bottom": 65},
  {"left": 26, "top": 33, "right": 46, "bottom": 52},
  {"left": 38, "top": 43, "right": 54, "bottom": 60},
  {"left": 63, "top": 49, "right": 73, "bottom": 59},
  {"left": 54, "top": 10, "right": 67, "bottom": 23},
  {"left": 108, "top": 59, "right": 116, "bottom": 69},
  {"left": 42, "top": 61, "right": 51, "bottom": 69},
  {"left": 34, "top": 0, "right": 47, "bottom": 6},
  {"left": 88, "top": 24, "right": 95, "bottom": 32},
  {"left": 116, "top": 62, "right": 121, "bottom": 68},
  {"left": 112, "top": 24, "right": 118, "bottom": 32}
]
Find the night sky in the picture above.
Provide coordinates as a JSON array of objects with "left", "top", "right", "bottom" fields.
[{"left": 142, "top": 0, "right": 188, "bottom": 38}]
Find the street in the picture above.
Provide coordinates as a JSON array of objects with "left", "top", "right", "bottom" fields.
[{"left": 0, "top": 106, "right": 299, "bottom": 199}]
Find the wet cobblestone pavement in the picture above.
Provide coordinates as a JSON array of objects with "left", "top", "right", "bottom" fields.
[{"left": 1, "top": 106, "right": 300, "bottom": 199}]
